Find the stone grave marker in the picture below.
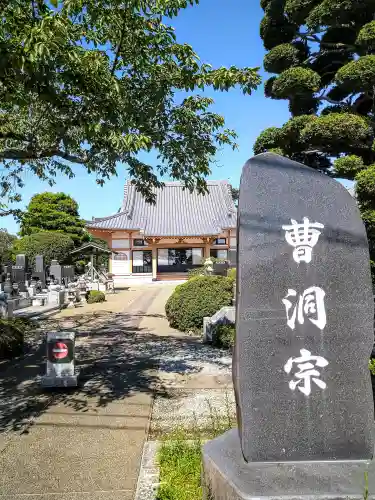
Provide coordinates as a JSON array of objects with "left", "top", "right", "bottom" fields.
[
  {"left": 33, "top": 254, "right": 46, "bottom": 287},
  {"left": 49, "top": 259, "right": 62, "bottom": 283},
  {"left": 202, "top": 153, "right": 375, "bottom": 499},
  {"left": 12, "top": 254, "right": 28, "bottom": 292}
]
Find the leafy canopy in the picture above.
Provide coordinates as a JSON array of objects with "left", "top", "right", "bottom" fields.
[
  {"left": 0, "top": 230, "right": 17, "bottom": 265},
  {"left": 256, "top": 0, "right": 375, "bottom": 268},
  {"left": 19, "top": 192, "right": 87, "bottom": 245},
  {"left": 0, "top": 0, "right": 260, "bottom": 214},
  {"left": 257, "top": 0, "right": 375, "bottom": 169},
  {"left": 12, "top": 231, "right": 75, "bottom": 265}
]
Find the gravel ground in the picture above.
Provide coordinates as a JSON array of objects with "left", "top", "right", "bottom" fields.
[
  {"left": 150, "top": 336, "right": 235, "bottom": 435},
  {"left": 158, "top": 341, "right": 232, "bottom": 376},
  {"left": 150, "top": 388, "right": 235, "bottom": 435}
]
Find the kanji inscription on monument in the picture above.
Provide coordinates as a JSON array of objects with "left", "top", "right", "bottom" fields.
[
  {"left": 282, "top": 217, "right": 324, "bottom": 263},
  {"left": 233, "top": 153, "right": 374, "bottom": 462}
]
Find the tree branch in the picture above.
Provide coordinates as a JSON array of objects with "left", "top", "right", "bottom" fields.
[
  {"left": 31, "top": 0, "right": 37, "bottom": 20},
  {"left": 0, "top": 131, "right": 29, "bottom": 142},
  {"left": 0, "top": 148, "right": 88, "bottom": 163},
  {"left": 111, "top": 10, "right": 127, "bottom": 76},
  {"left": 299, "top": 31, "right": 356, "bottom": 50},
  {"left": 317, "top": 94, "right": 342, "bottom": 105},
  {"left": 353, "top": 92, "right": 373, "bottom": 112},
  {"left": 0, "top": 208, "right": 22, "bottom": 218}
]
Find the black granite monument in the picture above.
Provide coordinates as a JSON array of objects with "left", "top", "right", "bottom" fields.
[
  {"left": 32, "top": 255, "right": 47, "bottom": 287},
  {"left": 202, "top": 153, "right": 375, "bottom": 499},
  {"left": 12, "top": 254, "right": 29, "bottom": 292}
]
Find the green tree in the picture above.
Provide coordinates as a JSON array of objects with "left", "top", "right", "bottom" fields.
[
  {"left": 230, "top": 186, "right": 239, "bottom": 206},
  {"left": 74, "top": 235, "right": 110, "bottom": 273},
  {"left": 12, "top": 232, "right": 75, "bottom": 265},
  {"left": 0, "top": 229, "right": 17, "bottom": 265},
  {"left": 0, "top": 0, "right": 260, "bottom": 215},
  {"left": 19, "top": 192, "right": 87, "bottom": 245},
  {"left": 256, "top": 0, "right": 375, "bottom": 266}
]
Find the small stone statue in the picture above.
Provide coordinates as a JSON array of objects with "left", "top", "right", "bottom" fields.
[
  {"left": 204, "top": 257, "right": 213, "bottom": 275},
  {"left": 0, "top": 291, "right": 8, "bottom": 318}
]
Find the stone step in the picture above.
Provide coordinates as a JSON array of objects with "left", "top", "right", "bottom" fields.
[{"left": 156, "top": 273, "right": 188, "bottom": 281}]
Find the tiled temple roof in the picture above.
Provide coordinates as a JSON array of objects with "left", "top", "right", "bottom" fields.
[{"left": 86, "top": 181, "right": 237, "bottom": 236}]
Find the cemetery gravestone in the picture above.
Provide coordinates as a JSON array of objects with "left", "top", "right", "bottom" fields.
[
  {"left": 12, "top": 254, "right": 28, "bottom": 292},
  {"left": 3, "top": 266, "right": 13, "bottom": 296},
  {"left": 61, "top": 265, "right": 75, "bottom": 284},
  {"left": 32, "top": 255, "right": 46, "bottom": 288},
  {"left": 202, "top": 153, "right": 375, "bottom": 499},
  {"left": 15, "top": 254, "right": 28, "bottom": 269},
  {"left": 49, "top": 260, "right": 62, "bottom": 283}
]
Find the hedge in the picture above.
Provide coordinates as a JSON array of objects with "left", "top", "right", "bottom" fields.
[
  {"left": 86, "top": 290, "right": 106, "bottom": 304},
  {"left": 227, "top": 268, "right": 236, "bottom": 280},
  {"left": 0, "top": 318, "right": 34, "bottom": 359},
  {"left": 187, "top": 267, "right": 205, "bottom": 278},
  {"left": 165, "top": 275, "right": 235, "bottom": 333},
  {"left": 213, "top": 324, "right": 235, "bottom": 349},
  {"left": 12, "top": 231, "right": 75, "bottom": 265}
]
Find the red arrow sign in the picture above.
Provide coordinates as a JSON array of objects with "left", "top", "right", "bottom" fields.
[{"left": 52, "top": 342, "right": 68, "bottom": 360}]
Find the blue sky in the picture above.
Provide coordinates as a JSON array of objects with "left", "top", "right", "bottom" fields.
[{"left": 1, "top": 0, "right": 351, "bottom": 234}]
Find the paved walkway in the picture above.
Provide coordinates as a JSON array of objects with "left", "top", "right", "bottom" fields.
[{"left": 0, "top": 285, "right": 177, "bottom": 500}]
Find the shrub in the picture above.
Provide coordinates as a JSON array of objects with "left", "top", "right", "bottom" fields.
[
  {"left": 213, "top": 323, "right": 235, "bottom": 349},
  {"left": 369, "top": 358, "right": 375, "bottom": 375},
  {"left": 187, "top": 267, "right": 205, "bottom": 278},
  {"left": 0, "top": 318, "right": 33, "bottom": 359},
  {"left": 12, "top": 231, "right": 75, "bottom": 265},
  {"left": 165, "top": 275, "right": 234, "bottom": 333},
  {"left": 227, "top": 268, "right": 236, "bottom": 280},
  {"left": 86, "top": 290, "right": 106, "bottom": 304}
]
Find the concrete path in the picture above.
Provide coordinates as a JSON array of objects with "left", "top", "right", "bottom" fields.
[
  {"left": 0, "top": 283, "right": 235, "bottom": 499},
  {"left": 0, "top": 286, "right": 174, "bottom": 500}
]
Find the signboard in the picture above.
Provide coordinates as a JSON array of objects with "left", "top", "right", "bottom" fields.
[{"left": 44, "top": 331, "right": 76, "bottom": 380}]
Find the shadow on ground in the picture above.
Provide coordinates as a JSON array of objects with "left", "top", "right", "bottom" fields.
[{"left": 0, "top": 310, "right": 231, "bottom": 434}]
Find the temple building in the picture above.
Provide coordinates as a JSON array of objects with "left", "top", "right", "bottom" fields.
[{"left": 86, "top": 180, "right": 237, "bottom": 285}]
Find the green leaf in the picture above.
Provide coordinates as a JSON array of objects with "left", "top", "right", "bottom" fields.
[{"left": 0, "top": 0, "right": 260, "bottom": 207}]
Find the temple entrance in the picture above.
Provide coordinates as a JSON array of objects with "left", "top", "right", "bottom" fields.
[
  {"left": 132, "top": 250, "right": 152, "bottom": 274},
  {"left": 157, "top": 248, "right": 203, "bottom": 273}
]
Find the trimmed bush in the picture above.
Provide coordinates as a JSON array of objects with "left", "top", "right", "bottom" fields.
[
  {"left": 0, "top": 318, "right": 33, "bottom": 359},
  {"left": 213, "top": 324, "right": 235, "bottom": 349},
  {"left": 227, "top": 268, "right": 236, "bottom": 280},
  {"left": 165, "top": 275, "right": 234, "bottom": 333},
  {"left": 12, "top": 231, "right": 75, "bottom": 265},
  {"left": 187, "top": 267, "right": 205, "bottom": 278},
  {"left": 86, "top": 290, "right": 106, "bottom": 304}
]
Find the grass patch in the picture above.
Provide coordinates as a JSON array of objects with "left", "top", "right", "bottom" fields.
[
  {"left": 157, "top": 432, "right": 202, "bottom": 500},
  {"left": 156, "top": 394, "right": 235, "bottom": 500}
]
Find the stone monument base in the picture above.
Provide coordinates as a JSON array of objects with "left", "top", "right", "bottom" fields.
[
  {"left": 40, "top": 373, "right": 79, "bottom": 388},
  {"left": 202, "top": 429, "right": 375, "bottom": 500}
]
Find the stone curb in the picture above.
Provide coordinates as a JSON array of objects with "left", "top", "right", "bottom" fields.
[{"left": 134, "top": 441, "right": 160, "bottom": 500}]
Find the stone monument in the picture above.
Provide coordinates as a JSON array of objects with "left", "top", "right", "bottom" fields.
[
  {"left": 41, "top": 331, "right": 79, "bottom": 387},
  {"left": 49, "top": 259, "right": 62, "bottom": 283},
  {"left": 202, "top": 153, "right": 375, "bottom": 499},
  {"left": 32, "top": 254, "right": 47, "bottom": 288},
  {"left": 12, "top": 254, "right": 28, "bottom": 292}
]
